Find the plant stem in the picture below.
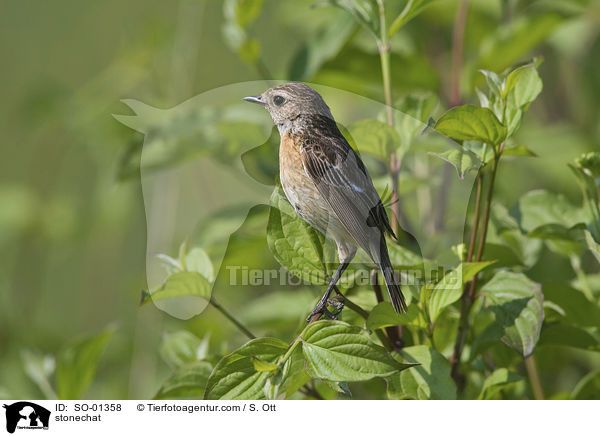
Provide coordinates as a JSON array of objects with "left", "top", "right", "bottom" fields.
[
  {"left": 450, "top": 150, "right": 502, "bottom": 381},
  {"left": 450, "top": 173, "right": 483, "bottom": 378},
  {"left": 525, "top": 355, "right": 545, "bottom": 400},
  {"left": 473, "top": 154, "right": 500, "bottom": 265},
  {"left": 377, "top": 0, "right": 393, "bottom": 126},
  {"left": 335, "top": 291, "right": 370, "bottom": 319},
  {"left": 376, "top": 0, "right": 404, "bottom": 237},
  {"left": 466, "top": 173, "right": 484, "bottom": 263},
  {"left": 210, "top": 298, "right": 256, "bottom": 339}
]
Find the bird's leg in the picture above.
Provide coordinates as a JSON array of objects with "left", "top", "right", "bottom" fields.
[{"left": 306, "top": 262, "right": 349, "bottom": 322}]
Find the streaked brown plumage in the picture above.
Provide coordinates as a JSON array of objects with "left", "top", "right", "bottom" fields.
[{"left": 244, "top": 82, "right": 407, "bottom": 319}]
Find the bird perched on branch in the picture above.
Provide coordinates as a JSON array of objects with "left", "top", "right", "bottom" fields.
[{"left": 244, "top": 83, "right": 406, "bottom": 320}]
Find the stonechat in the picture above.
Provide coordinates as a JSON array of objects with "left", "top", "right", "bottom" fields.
[{"left": 244, "top": 82, "right": 407, "bottom": 320}]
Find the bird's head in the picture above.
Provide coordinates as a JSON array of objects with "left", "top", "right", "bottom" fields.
[{"left": 244, "top": 82, "right": 333, "bottom": 129}]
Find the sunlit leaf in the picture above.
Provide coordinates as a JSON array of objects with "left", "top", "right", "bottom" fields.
[
  {"left": 300, "top": 320, "right": 415, "bottom": 382},
  {"left": 140, "top": 272, "right": 211, "bottom": 305},
  {"left": 435, "top": 105, "right": 507, "bottom": 147},
  {"left": 478, "top": 368, "right": 522, "bottom": 399},
  {"left": 204, "top": 337, "right": 289, "bottom": 399},
  {"left": 267, "top": 187, "right": 328, "bottom": 284},
  {"left": 184, "top": 248, "right": 215, "bottom": 281},
  {"left": 502, "top": 145, "right": 537, "bottom": 157},
  {"left": 389, "top": 0, "right": 437, "bottom": 36},
  {"left": 387, "top": 345, "right": 456, "bottom": 399},
  {"left": 426, "top": 261, "right": 495, "bottom": 322},
  {"left": 481, "top": 271, "right": 543, "bottom": 357},
  {"left": 429, "top": 146, "right": 482, "bottom": 179}
]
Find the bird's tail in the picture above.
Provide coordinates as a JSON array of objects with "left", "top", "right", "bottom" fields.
[{"left": 376, "top": 236, "right": 407, "bottom": 313}]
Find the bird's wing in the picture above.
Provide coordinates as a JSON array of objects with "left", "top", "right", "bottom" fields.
[{"left": 300, "top": 128, "right": 395, "bottom": 259}]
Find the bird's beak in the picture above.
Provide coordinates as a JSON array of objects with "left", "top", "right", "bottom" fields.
[{"left": 243, "top": 95, "right": 264, "bottom": 105}]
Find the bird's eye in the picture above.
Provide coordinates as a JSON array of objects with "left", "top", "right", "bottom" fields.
[{"left": 273, "top": 95, "right": 285, "bottom": 106}]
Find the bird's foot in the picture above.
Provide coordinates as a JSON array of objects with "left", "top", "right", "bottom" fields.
[{"left": 305, "top": 296, "right": 345, "bottom": 322}]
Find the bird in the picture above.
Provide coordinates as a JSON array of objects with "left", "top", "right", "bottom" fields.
[{"left": 244, "top": 82, "right": 407, "bottom": 320}]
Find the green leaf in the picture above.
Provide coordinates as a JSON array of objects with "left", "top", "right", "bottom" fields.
[
  {"left": 538, "top": 323, "right": 599, "bottom": 351},
  {"left": 367, "top": 302, "right": 427, "bottom": 330},
  {"left": 542, "top": 283, "right": 600, "bottom": 329},
  {"left": 204, "top": 337, "right": 289, "bottom": 399},
  {"left": 432, "top": 311, "right": 460, "bottom": 354},
  {"left": 227, "top": 0, "right": 263, "bottom": 27},
  {"left": 154, "top": 361, "right": 213, "bottom": 399},
  {"left": 156, "top": 253, "right": 182, "bottom": 275},
  {"left": 56, "top": 326, "right": 116, "bottom": 399},
  {"left": 267, "top": 187, "right": 327, "bottom": 284},
  {"left": 528, "top": 223, "right": 585, "bottom": 241},
  {"left": 429, "top": 146, "right": 482, "bottom": 179},
  {"left": 319, "top": 0, "right": 380, "bottom": 41},
  {"left": 160, "top": 331, "right": 209, "bottom": 369},
  {"left": 514, "top": 190, "right": 588, "bottom": 232},
  {"left": 584, "top": 230, "right": 600, "bottom": 265},
  {"left": 389, "top": 0, "right": 437, "bottom": 36},
  {"left": 184, "top": 248, "right": 215, "bottom": 281},
  {"left": 427, "top": 261, "right": 495, "bottom": 322},
  {"left": 502, "top": 145, "right": 537, "bottom": 157},
  {"left": 386, "top": 241, "right": 423, "bottom": 266},
  {"left": 478, "top": 368, "right": 523, "bottom": 399},
  {"left": 300, "top": 320, "right": 414, "bottom": 382},
  {"left": 479, "top": 70, "right": 504, "bottom": 98},
  {"left": 504, "top": 65, "right": 543, "bottom": 136},
  {"left": 503, "top": 63, "right": 543, "bottom": 103},
  {"left": 435, "top": 105, "right": 507, "bottom": 147},
  {"left": 572, "top": 369, "right": 600, "bottom": 400},
  {"left": 387, "top": 345, "right": 456, "bottom": 399},
  {"left": 346, "top": 119, "right": 400, "bottom": 161},
  {"left": 475, "top": 87, "right": 490, "bottom": 108},
  {"left": 481, "top": 243, "right": 523, "bottom": 268},
  {"left": 252, "top": 357, "right": 280, "bottom": 372},
  {"left": 268, "top": 343, "right": 311, "bottom": 399},
  {"left": 140, "top": 272, "right": 211, "bottom": 305},
  {"left": 481, "top": 271, "right": 543, "bottom": 357},
  {"left": 574, "top": 151, "right": 600, "bottom": 179}
]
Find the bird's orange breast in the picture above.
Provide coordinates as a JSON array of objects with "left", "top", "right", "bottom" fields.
[
  {"left": 279, "top": 134, "right": 327, "bottom": 230},
  {"left": 279, "top": 134, "right": 307, "bottom": 186}
]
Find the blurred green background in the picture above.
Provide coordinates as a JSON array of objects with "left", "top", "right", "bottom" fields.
[{"left": 1, "top": 0, "right": 599, "bottom": 399}]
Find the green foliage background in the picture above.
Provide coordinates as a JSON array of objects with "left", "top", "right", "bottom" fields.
[{"left": 1, "top": 0, "right": 599, "bottom": 400}]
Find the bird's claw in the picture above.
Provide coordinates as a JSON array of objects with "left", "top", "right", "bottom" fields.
[{"left": 306, "top": 297, "right": 345, "bottom": 322}]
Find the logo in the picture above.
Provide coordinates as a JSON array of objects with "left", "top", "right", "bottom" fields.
[{"left": 3, "top": 402, "right": 50, "bottom": 434}]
